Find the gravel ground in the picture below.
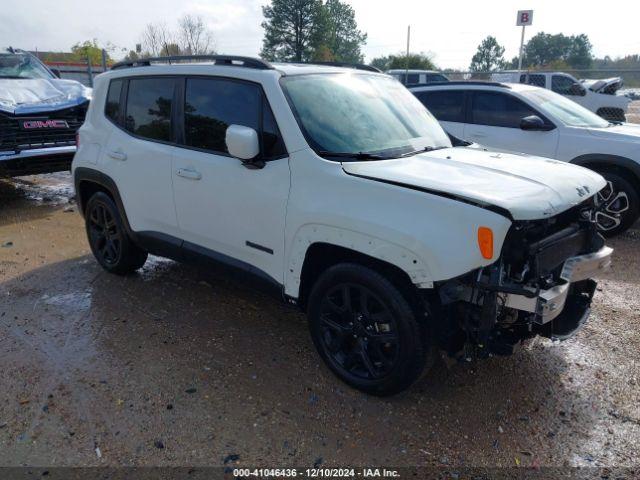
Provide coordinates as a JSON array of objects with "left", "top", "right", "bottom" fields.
[{"left": 0, "top": 173, "right": 639, "bottom": 472}]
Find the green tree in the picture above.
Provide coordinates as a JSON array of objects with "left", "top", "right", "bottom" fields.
[
  {"left": 315, "top": 0, "right": 367, "bottom": 62},
  {"left": 261, "top": 0, "right": 324, "bottom": 61},
  {"left": 369, "top": 55, "right": 391, "bottom": 71},
  {"left": 469, "top": 36, "right": 505, "bottom": 72},
  {"left": 383, "top": 52, "right": 436, "bottom": 70},
  {"left": 70, "top": 39, "right": 112, "bottom": 65},
  {"left": 521, "top": 32, "right": 592, "bottom": 69}
]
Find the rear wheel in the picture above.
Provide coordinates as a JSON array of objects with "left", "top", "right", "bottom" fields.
[
  {"left": 85, "top": 192, "right": 148, "bottom": 274},
  {"left": 594, "top": 172, "right": 640, "bottom": 236},
  {"left": 307, "top": 263, "right": 428, "bottom": 396}
]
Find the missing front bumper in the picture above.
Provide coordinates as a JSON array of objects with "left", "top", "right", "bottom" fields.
[{"left": 500, "top": 245, "right": 612, "bottom": 324}]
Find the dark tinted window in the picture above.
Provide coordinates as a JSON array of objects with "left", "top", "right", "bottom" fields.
[
  {"left": 427, "top": 74, "right": 448, "bottom": 83},
  {"left": 414, "top": 90, "right": 465, "bottom": 122},
  {"left": 125, "top": 78, "right": 174, "bottom": 141},
  {"left": 262, "top": 98, "right": 286, "bottom": 158},
  {"left": 105, "top": 79, "right": 123, "bottom": 123},
  {"left": 552, "top": 75, "right": 576, "bottom": 95},
  {"left": 184, "top": 78, "right": 260, "bottom": 154},
  {"left": 406, "top": 73, "right": 420, "bottom": 84},
  {"left": 470, "top": 91, "right": 537, "bottom": 128},
  {"left": 520, "top": 73, "right": 545, "bottom": 87}
]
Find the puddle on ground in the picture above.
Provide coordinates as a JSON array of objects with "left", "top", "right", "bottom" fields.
[
  {"left": 42, "top": 290, "right": 92, "bottom": 312},
  {"left": 8, "top": 172, "right": 74, "bottom": 204}
]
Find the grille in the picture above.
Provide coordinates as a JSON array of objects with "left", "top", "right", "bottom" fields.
[{"left": 0, "top": 102, "right": 88, "bottom": 152}]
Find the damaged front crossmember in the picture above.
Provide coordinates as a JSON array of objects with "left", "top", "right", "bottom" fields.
[{"left": 436, "top": 213, "right": 608, "bottom": 361}]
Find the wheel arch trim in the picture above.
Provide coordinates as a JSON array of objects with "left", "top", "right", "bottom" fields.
[
  {"left": 570, "top": 154, "right": 640, "bottom": 188},
  {"left": 74, "top": 167, "right": 135, "bottom": 237},
  {"left": 284, "top": 224, "right": 435, "bottom": 299}
]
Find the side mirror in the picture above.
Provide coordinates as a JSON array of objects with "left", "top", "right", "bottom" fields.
[
  {"left": 520, "top": 115, "right": 553, "bottom": 131},
  {"left": 568, "top": 83, "right": 586, "bottom": 96},
  {"left": 50, "top": 67, "right": 61, "bottom": 78},
  {"left": 226, "top": 125, "right": 261, "bottom": 166}
]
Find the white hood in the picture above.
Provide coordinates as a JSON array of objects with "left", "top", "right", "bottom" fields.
[
  {"left": 587, "top": 122, "right": 640, "bottom": 141},
  {"left": 581, "top": 77, "right": 623, "bottom": 94},
  {"left": 0, "top": 78, "right": 91, "bottom": 114},
  {"left": 342, "top": 147, "right": 606, "bottom": 220}
]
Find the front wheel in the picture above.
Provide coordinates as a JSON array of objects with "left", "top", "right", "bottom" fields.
[
  {"left": 307, "top": 263, "right": 429, "bottom": 396},
  {"left": 594, "top": 172, "right": 640, "bottom": 237}
]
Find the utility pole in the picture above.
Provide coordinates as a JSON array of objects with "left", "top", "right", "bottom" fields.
[{"left": 405, "top": 25, "right": 410, "bottom": 84}]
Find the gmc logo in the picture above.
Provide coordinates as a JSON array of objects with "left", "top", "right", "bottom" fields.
[{"left": 22, "top": 119, "right": 69, "bottom": 129}]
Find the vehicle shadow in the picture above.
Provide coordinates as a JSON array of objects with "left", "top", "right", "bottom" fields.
[{"left": 0, "top": 252, "right": 604, "bottom": 467}]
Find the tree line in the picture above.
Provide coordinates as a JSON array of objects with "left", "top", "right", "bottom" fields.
[{"left": 50, "top": 0, "right": 639, "bottom": 75}]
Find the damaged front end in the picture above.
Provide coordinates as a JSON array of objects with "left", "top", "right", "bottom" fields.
[{"left": 436, "top": 199, "right": 613, "bottom": 359}]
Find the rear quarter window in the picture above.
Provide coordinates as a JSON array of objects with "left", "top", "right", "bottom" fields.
[{"left": 105, "top": 79, "right": 123, "bottom": 123}]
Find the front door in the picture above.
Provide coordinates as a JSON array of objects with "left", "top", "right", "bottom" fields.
[
  {"left": 171, "top": 77, "right": 290, "bottom": 284},
  {"left": 464, "top": 90, "right": 559, "bottom": 159}
]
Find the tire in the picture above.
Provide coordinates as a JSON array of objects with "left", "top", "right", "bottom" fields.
[
  {"left": 307, "top": 263, "right": 429, "bottom": 396},
  {"left": 84, "top": 192, "right": 148, "bottom": 274},
  {"left": 594, "top": 172, "right": 640, "bottom": 237}
]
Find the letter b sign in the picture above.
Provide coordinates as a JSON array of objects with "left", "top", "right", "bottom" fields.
[{"left": 517, "top": 10, "right": 533, "bottom": 26}]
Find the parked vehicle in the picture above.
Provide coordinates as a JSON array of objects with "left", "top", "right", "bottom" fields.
[
  {"left": 411, "top": 81, "right": 640, "bottom": 235},
  {"left": 0, "top": 48, "right": 91, "bottom": 176},
  {"left": 73, "top": 56, "right": 612, "bottom": 395},
  {"left": 491, "top": 71, "right": 630, "bottom": 122},
  {"left": 388, "top": 69, "right": 449, "bottom": 85}
]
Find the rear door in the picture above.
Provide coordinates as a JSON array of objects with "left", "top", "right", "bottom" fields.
[
  {"left": 465, "top": 90, "right": 559, "bottom": 158},
  {"left": 171, "top": 76, "right": 290, "bottom": 284},
  {"left": 102, "top": 76, "right": 180, "bottom": 236},
  {"left": 412, "top": 89, "right": 467, "bottom": 139}
]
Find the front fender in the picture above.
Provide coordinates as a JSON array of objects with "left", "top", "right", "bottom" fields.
[{"left": 284, "top": 224, "right": 435, "bottom": 297}]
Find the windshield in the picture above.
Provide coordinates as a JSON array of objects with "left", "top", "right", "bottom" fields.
[
  {"left": 0, "top": 53, "right": 54, "bottom": 79},
  {"left": 280, "top": 73, "right": 451, "bottom": 158},
  {"left": 520, "top": 88, "right": 610, "bottom": 128}
]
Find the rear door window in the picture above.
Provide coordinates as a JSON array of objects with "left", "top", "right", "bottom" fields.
[
  {"left": 414, "top": 90, "right": 465, "bottom": 122},
  {"left": 124, "top": 77, "right": 175, "bottom": 141},
  {"left": 470, "top": 91, "right": 538, "bottom": 128}
]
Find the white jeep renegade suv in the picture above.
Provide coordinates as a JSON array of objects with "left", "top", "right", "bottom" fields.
[{"left": 73, "top": 56, "right": 612, "bottom": 395}]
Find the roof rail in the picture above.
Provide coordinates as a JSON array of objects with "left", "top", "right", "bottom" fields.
[
  {"left": 284, "top": 61, "right": 382, "bottom": 73},
  {"left": 407, "top": 80, "right": 511, "bottom": 89},
  {"left": 111, "top": 55, "right": 274, "bottom": 71}
]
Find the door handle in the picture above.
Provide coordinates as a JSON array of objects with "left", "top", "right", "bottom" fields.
[
  {"left": 176, "top": 168, "right": 202, "bottom": 180},
  {"left": 469, "top": 132, "right": 487, "bottom": 138},
  {"left": 107, "top": 149, "right": 127, "bottom": 161}
]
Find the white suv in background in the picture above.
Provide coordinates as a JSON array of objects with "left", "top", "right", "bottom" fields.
[
  {"left": 73, "top": 56, "right": 612, "bottom": 395},
  {"left": 410, "top": 81, "right": 640, "bottom": 235},
  {"left": 491, "top": 71, "right": 631, "bottom": 122}
]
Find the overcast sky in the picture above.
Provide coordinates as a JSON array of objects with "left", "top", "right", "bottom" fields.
[{"left": 2, "top": 0, "right": 639, "bottom": 69}]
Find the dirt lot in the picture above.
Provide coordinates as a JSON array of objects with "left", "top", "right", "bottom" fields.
[{"left": 0, "top": 173, "right": 639, "bottom": 471}]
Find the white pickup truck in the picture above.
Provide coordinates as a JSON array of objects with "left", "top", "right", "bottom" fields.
[{"left": 491, "top": 71, "right": 631, "bottom": 122}]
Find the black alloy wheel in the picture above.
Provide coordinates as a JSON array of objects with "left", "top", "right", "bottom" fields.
[
  {"left": 318, "top": 283, "right": 400, "bottom": 381},
  {"left": 594, "top": 174, "right": 639, "bottom": 236},
  {"left": 88, "top": 201, "right": 122, "bottom": 266},
  {"left": 308, "top": 263, "right": 428, "bottom": 396},
  {"left": 84, "top": 192, "right": 148, "bottom": 274}
]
